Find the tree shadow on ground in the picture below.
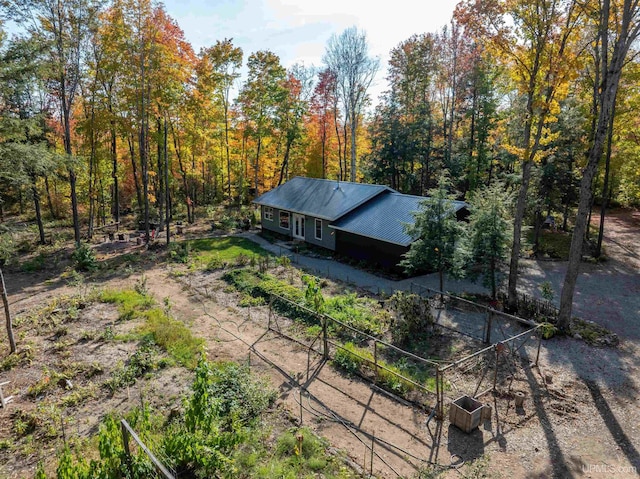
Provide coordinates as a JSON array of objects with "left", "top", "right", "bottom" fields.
[
  {"left": 520, "top": 349, "right": 575, "bottom": 479},
  {"left": 584, "top": 378, "right": 640, "bottom": 470}
]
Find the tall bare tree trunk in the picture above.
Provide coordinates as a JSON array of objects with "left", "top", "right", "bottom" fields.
[
  {"left": 156, "top": 118, "right": 165, "bottom": 233},
  {"left": 558, "top": 0, "right": 637, "bottom": 330},
  {"left": 170, "top": 119, "right": 193, "bottom": 223},
  {"left": 44, "top": 176, "right": 56, "bottom": 219},
  {"left": 0, "top": 266, "right": 16, "bottom": 354},
  {"left": 31, "top": 178, "right": 45, "bottom": 245},
  {"left": 506, "top": 45, "right": 540, "bottom": 310},
  {"left": 595, "top": 102, "right": 616, "bottom": 257},
  {"left": 128, "top": 135, "right": 143, "bottom": 215},
  {"left": 349, "top": 112, "right": 357, "bottom": 182},
  {"left": 111, "top": 120, "right": 119, "bottom": 228},
  {"left": 164, "top": 117, "right": 170, "bottom": 245}
]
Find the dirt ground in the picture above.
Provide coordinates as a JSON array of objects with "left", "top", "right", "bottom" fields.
[{"left": 1, "top": 210, "right": 639, "bottom": 478}]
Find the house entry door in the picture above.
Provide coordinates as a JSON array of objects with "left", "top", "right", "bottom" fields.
[{"left": 292, "top": 214, "right": 305, "bottom": 240}]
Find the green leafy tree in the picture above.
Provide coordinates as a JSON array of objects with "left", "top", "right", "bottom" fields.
[
  {"left": 465, "top": 182, "right": 513, "bottom": 299},
  {"left": 4, "top": 0, "right": 100, "bottom": 245},
  {"left": 0, "top": 35, "right": 58, "bottom": 245},
  {"left": 237, "top": 50, "right": 286, "bottom": 195},
  {"left": 400, "top": 175, "right": 465, "bottom": 293},
  {"left": 197, "top": 39, "right": 243, "bottom": 199}
]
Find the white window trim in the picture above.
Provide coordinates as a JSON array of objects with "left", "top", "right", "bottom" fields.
[
  {"left": 315, "top": 218, "right": 323, "bottom": 241},
  {"left": 279, "top": 211, "right": 290, "bottom": 230},
  {"left": 263, "top": 206, "right": 273, "bottom": 221}
]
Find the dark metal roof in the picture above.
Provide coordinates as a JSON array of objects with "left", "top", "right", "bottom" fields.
[
  {"left": 253, "top": 176, "right": 392, "bottom": 221},
  {"left": 330, "top": 192, "right": 468, "bottom": 247}
]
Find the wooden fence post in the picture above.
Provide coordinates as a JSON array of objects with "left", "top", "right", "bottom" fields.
[
  {"left": 322, "top": 315, "right": 329, "bottom": 360},
  {"left": 374, "top": 341, "right": 378, "bottom": 381},
  {"left": 435, "top": 369, "right": 442, "bottom": 419},
  {"left": 485, "top": 310, "right": 493, "bottom": 344},
  {"left": 535, "top": 327, "right": 543, "bottom": 366},
  {"left": 120, "top": 420, "right": 133, "bottom": 477}
]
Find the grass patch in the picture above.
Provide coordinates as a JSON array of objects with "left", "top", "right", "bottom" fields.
[
  {"left": 528, "top": 229, "right": 572, "bottom": 259},
  {"left": 100, "top": 289, "right": 155, "bottom": 320},
  {"left": 140, "top": 308, "right": 204, "bottom": 369},
  {"left": 187, "top": 237, "right": 271, "bottom": 267},
  {"left": 99, "top": 288, "right": 203, "bottom": 368}
]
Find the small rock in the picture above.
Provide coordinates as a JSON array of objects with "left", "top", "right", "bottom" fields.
[{"left": 573, "top": 333, "right": 582, "bottom": 340}]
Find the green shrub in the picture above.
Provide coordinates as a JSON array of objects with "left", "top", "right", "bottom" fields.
[
  {"left": 210, "top": 362, "right": 275, "bottom": 423},
  {"left": 332, "top": 342, "right": 363, "bottom": 375},
  {"left": 324, "top": 293, "right": 387, "bottom": 337},
  {"left": 277, "top": 255, "right": 291, "bottom": 267},
  {"left": 540, "top": 322, "right": 557, "bottom": 339},
  {"left": 387, "top": 291, "right": 434, "bottom": 345},
  {"left": 239, "top": 295, "right": 265, "bottom": 307},
  {"left": 104, "top": 343, "right": 165, "bottom": 392},
  {"left": 72, "top": 243, "right": 99, "bottom": 272},
  {"left": 20, "top": 253, "right": 47, "bottom": 272},
  {"left": 168, "top": 241, "right": 191, "bottom": 263},
  {"left": 206, "top": 255, "right": 227, "bottom": 271}
]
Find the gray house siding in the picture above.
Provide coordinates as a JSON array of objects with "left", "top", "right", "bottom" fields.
[
  {"left": 303, "top": 216, "right": 336, "bottom": 251},
  {"left": 261, "top": 206, "right": 290, "bottom": 235},
  {"left": 260, "top": 205, "right": 336, "bottom": 251}
]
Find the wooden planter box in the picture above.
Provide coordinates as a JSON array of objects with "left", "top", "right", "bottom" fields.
[{"left": 449, "top": 395, "right": 483, "bottom": 433}]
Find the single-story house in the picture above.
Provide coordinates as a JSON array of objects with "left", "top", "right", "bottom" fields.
[{"left": 253, "top": 177, "right": 468, "bottom": 271}]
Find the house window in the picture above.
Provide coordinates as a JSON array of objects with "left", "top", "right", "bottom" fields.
[
  {"left": 263, "top": 206, "right": 273, "bottom": 221},
  {"left": 279, "top": 211, "right": 290, "bottom": 229},
  {"left": 315, "top": 219, "right": 322, "bottom": 241}
]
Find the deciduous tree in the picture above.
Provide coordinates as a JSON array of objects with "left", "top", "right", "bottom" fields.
[
  {"left": 323, "top": 26, "right": 378, "bottom": 182},
  {"left": 558, "top": 0, "right": 640, "bottom": 330}
]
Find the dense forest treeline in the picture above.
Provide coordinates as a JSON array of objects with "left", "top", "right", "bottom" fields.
[{"left": 1, "top": 0, "right": 639, "bottom": 327}]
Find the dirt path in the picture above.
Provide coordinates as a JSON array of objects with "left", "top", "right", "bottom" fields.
[{"left": 139, "top": 269, "right": 437, "bottom": 477}]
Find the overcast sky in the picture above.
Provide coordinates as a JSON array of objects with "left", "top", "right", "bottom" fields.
[{"left": 163, "top": 0, "right": 459, "bottom": 105}]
